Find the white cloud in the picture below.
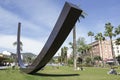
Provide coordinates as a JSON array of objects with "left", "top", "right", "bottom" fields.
[
  {"left": 0, "top": 34, "right": 44, "bottom": 55},
  {"left": 1, "top": 0, "right": 60, "bottom": 29},
  {"left": 21, "top": 36, "right": 45, "bottom": 55},
  {"left": 0, "top": 6, "right": 46, "bottom": 32},
  {"left": 0, "top": 1, "right": 68, "bottom": 55},
  {"left": 0, "top": 0, "right": 78, "bottom": 56},
  {"left": 0, "top": 34, "right": 16, "bottom": 50},
  {"left": 3, "top": 0, "right": 120, "bottom": 56},
  {"left": 0, "top": 0, "right": 63, "bottom": 45},
  {"left": 0, "top": 6, "right": 51, "bottom": 55}
]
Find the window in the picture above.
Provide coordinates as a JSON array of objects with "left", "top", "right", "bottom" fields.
[
  {"left": 117, "top": 47, "right": 119, "bottom": 49},
  {"left": 113, "top": 47, "right": 115, "bottom": 49},
  {"left": 117, "top": 50, "right": 119, "bottom": 53}
]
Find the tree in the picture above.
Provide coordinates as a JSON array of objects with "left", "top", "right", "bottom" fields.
[
  {"left": 13, "top": 41, "right": 23, "bottom": 51},
  {"left": 73, "top": 26, "right": 77, "bottom": 70},
  {"left": 115, "top": 25, "right": 120, "bottom": 35},
  {"left": 77, "top": 37, "right": 90, "bottom": 55},
  {"left": 104, "top": 22, "right": 116, "bottom": 64},
  {"left": 116, "top": 55, "right": 120, "bottom": 64},
  {"left": 115, "top": 38, "right": 120, "bottom": 45},
  {"left": 93, "top": 56, "right": 102, "bottom": 67},
  {"left": 27, "top": 56, "right": 32, "bottom": 65},
  {"left": 72, "top": 11, "right": 86, "bottom": 70},
  {"left": 61, "top": 46, "right": 68, "bottom": 64},
  {"left": 61, "top": 48, "right": 64, "bottom": 63},
  {"left": 69, "top": 42, "right": 73, "bottom": 49},
  {"left": 77, "top": 57, "right": 83, "bottom": 64},
  {"left": 64, "top": 46, "right": 68, "bottom": 64},
  {"left": 88, "top": 31, "right": 94, "bottom": 59},
  {"left": 115, "top": 25, "right": 120, "bottom": 45},
  {"left": 93, "top": 56, "right": 102, "bottom": 61},
  {"left": 85, "top": 56, "right": 92, "bottom": 66},
  {"left": 70, "top": 31, "right": 89, "bottom": 69},
  {"left": 77, "top": 57, "right": 83, "bottom": 70},
  {"left": 95, "top": 32, "right": 105, "bottom": 66},
  {"left": 68, "top": 42, "right": 74, "bottom": 64},
  {"left": 88, "top": 31, "right": 94, "bottom": 42}
]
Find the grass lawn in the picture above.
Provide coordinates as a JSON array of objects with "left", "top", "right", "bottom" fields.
[{"left": 0, "top": 66, "right": 120, "bottom": 80}]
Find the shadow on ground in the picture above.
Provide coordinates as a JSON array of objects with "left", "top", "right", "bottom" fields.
[{"left": 32, "top": 73, "right": 80, "bottom": 77}]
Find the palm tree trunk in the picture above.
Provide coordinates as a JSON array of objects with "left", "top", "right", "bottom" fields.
[
  {"left": 100, "top": 41, "right": 104, "bottom": 67},
  {"left": 90, "top": 36, "right": 93, "bottom": 63},
  {"left": 73, "top": 26, "right": 77, "bottom": 70},
  {"left": 110, "top": 39, "right": 117, "bottom": 65}
]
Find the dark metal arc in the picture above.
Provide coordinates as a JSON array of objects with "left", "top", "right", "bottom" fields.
[{"left": 17, "top": 2, "right": 82, "bottom": 74}]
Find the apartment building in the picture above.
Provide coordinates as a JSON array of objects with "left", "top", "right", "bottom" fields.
[
  {"left": 90, "top": 41, "right": 100, "bottom": 57},
  {"left": 113, "top": 40, "right": 120, "bottom": 56},
  {"left": 90, "top": 40, "right": 120, "bottom": 61}
]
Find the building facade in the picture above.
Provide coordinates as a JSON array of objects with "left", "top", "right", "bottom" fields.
[
  {"left": 113, "top": 40, "right": 120, "bottom": 56},
  {"left": 90, "top": 40, "right": 120, "bottom": 61}
]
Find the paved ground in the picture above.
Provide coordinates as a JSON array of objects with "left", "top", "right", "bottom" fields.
[{"left": 0, "top": 66, "right": 8, "bottom": 70}]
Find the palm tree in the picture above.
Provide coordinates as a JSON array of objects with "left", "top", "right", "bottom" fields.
[
  {"left": 61, "top": 48, "right": 64, "bottom": 64},
  {"left": 115, "top": 38, "right": 120, "bottom": 45},
  {"left": 104, "top": 22, "right": 116, "bottom": 64},
  {"left": 88, "top": 31, "right": 94, "bottom": 43},
  {"left": 77, "top": 37, "right": 86, "bottom": 54},
  {"left": 95, "top": 32, "right": 105, "bottom": 66},
  {"left": 64, "top": 46, "right": 68, "bottom": 64},
  {"left": 73, "top": 26, "right": 77, "bottom": 70},
  {"left": 77, "top": 37, "right": 91, "bottom": 57},
  {"left": 69, "top": 42, "right": 73, "bottom": 49},
  {"left": 68, "top": 42, "right": 74, "bottom": 59},
  {"left": 61, "top": 46, "right": 68, "bottom": 64},
  {"left": 115, "top": 25, "right": 120, "bottom": 45},
  {"left": 72, "top": 11, "right": 86, "bottom": 70},
  {"left": 115, "top": 25, "right": 120, "bottom": 35},
  {"left": 88, "top": 31, "right": 94, "bottom": 59},
  {"left": 13, "top": 41, "right": 23, "bottom": 51},
  {"left": 93, "top": 56, "right": 102, "bottom": 67},
  {"left": 94, "top": 56, "right": 102, "bottom": 61}
]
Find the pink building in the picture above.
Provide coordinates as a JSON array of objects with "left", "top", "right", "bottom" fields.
[{"left": 90, "top": 40, "right": 113, "bottom": 61}]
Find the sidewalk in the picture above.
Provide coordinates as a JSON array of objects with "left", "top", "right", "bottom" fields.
[{"left": 0, "top": 66, "right": 8, "bottom": 70}]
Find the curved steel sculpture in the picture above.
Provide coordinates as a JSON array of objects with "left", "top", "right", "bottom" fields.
[{"left": 17, "top": 2, "right": 83, "bottom": 74}]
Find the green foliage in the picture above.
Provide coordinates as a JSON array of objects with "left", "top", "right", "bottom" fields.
[
  {"left": 115, "top": 25, "right": 120, "bottom": 45},
  {"left": 13, "top": 41, "right": 23, "bottom": 51},
  {"left": 115, "top": 25, "right": 120, "bottom": 35},
  {"left": 95, "top": 32, "right": 105, "bottom": 41},
  {"left": 69, "top": 42, "right": 73, "bottom": 49},
  {"left": 93, "top": 56, "right": 102, "bottom": 61},
  {"left": 49, "top": 58, "right": 55, "bottom": 63},
  {"left": 77, "top": 37, "right": 90, "bottom": 55},
  {"left": 104, "top": 22, "right": 116, "bottom": 39},
  {"left": 88, "top": 31, "right": 94, "bottom": 37},
  {"left": 2, "top": 57, "right": 14, "bottom": 63},
  {"left": 104, "top": 22, "right": 117, "bottom": 65},
  {"left": 116, "top": 55, "right": 120, "bottom": 64},
  {"left": 85, "top": 56, "right": 92, "bottom": 64},
  {"left": 77, "top": 57, "right": 83, "bottom": 64},
  {"left": 68, "top": 58, "right": 73, "bottom": 65},
  {"left": 58, "top": 56, "right": 62, "bottom": 63},
  {"left": 115, "top": 38, "right": 120, "bottom": 45},
  {"left": 61, "top": 46, "right": 68, "bottom": 64}
]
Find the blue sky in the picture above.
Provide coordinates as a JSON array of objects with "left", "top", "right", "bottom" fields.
[{"left": 0, "top": 0, "right": 120, "bottom": 55}]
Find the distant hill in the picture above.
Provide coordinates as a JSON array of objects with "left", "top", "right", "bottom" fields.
[{"left": 21, "top": 53, "right": 37, "bottom": 60}]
